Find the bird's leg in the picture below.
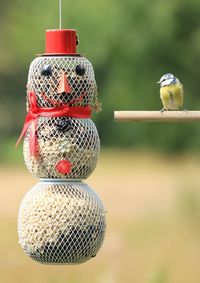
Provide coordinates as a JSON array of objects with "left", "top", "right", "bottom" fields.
[
  {"left": 179, "top": 106, "right": 188, "bottom": 112},
  {"left": 160, "top": 107, "right": 167, "bottom": 113}
]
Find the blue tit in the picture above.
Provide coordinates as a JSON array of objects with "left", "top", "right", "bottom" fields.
[{"left": 157, "top": 73, "right": 184, "bottom": 112}]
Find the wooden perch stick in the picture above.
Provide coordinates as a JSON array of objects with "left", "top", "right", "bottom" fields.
[{"left": 114, "top": 111, "right": 200, "bottom": 122}]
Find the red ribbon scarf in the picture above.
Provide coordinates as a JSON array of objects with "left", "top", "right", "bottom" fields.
[{"left": 15, "top": 91, "right": 91, "bottom": 157}]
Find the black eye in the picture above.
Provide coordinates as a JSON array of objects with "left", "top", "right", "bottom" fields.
[
  {"left": 75, "top": 65, "right": 85, "bottom": 76},
  {"left": 41, "top": 65, "right": 52, "bottom": 76}
]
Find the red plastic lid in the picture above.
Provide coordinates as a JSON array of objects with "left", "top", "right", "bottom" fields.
[{"left": 45, "top": 29, "right": 77, "bottom": 55}]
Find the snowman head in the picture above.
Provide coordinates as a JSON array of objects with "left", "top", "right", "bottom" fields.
[{"left": 26, "top": 30, "right": 100, "bottom": 111}]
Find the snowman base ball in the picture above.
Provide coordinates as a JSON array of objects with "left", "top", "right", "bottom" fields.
[{"left": 18, "top": 181, "right": 106, "bottom": 264}]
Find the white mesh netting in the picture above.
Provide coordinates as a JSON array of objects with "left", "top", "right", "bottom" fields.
[
  {"left": 23, "top": 117, "right": 100, "bottom": 179},
  {"left": 18, "top": 181, "right": 106, "bottom": 264},
  {"left": 27, "top": 56, "right": 100, "bottom": 111}
]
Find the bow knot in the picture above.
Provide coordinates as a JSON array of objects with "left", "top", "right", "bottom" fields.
[{"left": 16, "top": 91, "right": 91, "bottom": 157}]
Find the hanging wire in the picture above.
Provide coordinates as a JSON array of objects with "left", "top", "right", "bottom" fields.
[{"left": 59, "top": 0, "right": 62, "bottom": 29}]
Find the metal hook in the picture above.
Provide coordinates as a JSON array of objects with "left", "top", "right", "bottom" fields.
[{"left": 59, "top": 0, "right": 62, "bottom": 29}]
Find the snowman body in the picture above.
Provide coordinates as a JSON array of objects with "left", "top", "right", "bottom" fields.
[{"left": 17, "top": 30, "right": 106, "bottom": 264}]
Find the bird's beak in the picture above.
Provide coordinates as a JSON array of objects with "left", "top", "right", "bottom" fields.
[{"left": 157, "top": 80, "right": 161, "bottom": 84}]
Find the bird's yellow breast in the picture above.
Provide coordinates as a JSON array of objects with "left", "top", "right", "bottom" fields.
[{"left": 160, "top": 83, "right": 183, "bottom": 110}]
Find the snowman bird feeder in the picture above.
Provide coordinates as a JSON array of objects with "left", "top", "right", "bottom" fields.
[{"left": 16, "top": 29, "right": 106, "bottom": 264}]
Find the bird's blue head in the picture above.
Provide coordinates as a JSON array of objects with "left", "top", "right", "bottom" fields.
[{"left": 157, "top": 73, "right": 180, "bottom": 87}]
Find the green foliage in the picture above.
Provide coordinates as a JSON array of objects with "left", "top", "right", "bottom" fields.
[
  {"left": 1, "top": 0, "right": 200, "bottom": 152},
  {"left": 0, "top": 138, "right": 23, "bottom": 164}
]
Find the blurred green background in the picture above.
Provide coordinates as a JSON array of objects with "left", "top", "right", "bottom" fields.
[
  {"left": 1, "top": 0, "right": 200, "bottom": 160},
  {"left": 1, "top": 0, "right": 200, "bottom": 283}
]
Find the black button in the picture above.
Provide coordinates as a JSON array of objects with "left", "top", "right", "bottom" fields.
[{"left": 56, "top": 118, "right": 72, "bottom": 132}]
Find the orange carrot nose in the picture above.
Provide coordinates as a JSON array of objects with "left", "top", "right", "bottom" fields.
[{"left": 57, "top": 72, "right": 72, "bottom": 94}]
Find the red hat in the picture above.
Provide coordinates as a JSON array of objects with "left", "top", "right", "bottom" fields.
[{"left": 45, "top": 29, "right": 78, "bottom": 55}]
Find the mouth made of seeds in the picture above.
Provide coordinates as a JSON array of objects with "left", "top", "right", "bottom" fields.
[{"left": 40, "top": 92, "right": 87, "bottom": 107}]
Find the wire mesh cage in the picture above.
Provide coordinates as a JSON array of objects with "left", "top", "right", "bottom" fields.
[
  {"left": 26, "top": 56, "right": 100, "bottom": 111},
  {"left": 18, "top": 181, "right": 106, "bottom": 264},
  {"left": 23, "top": 117, "right": 100, "bottom": 179}
]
